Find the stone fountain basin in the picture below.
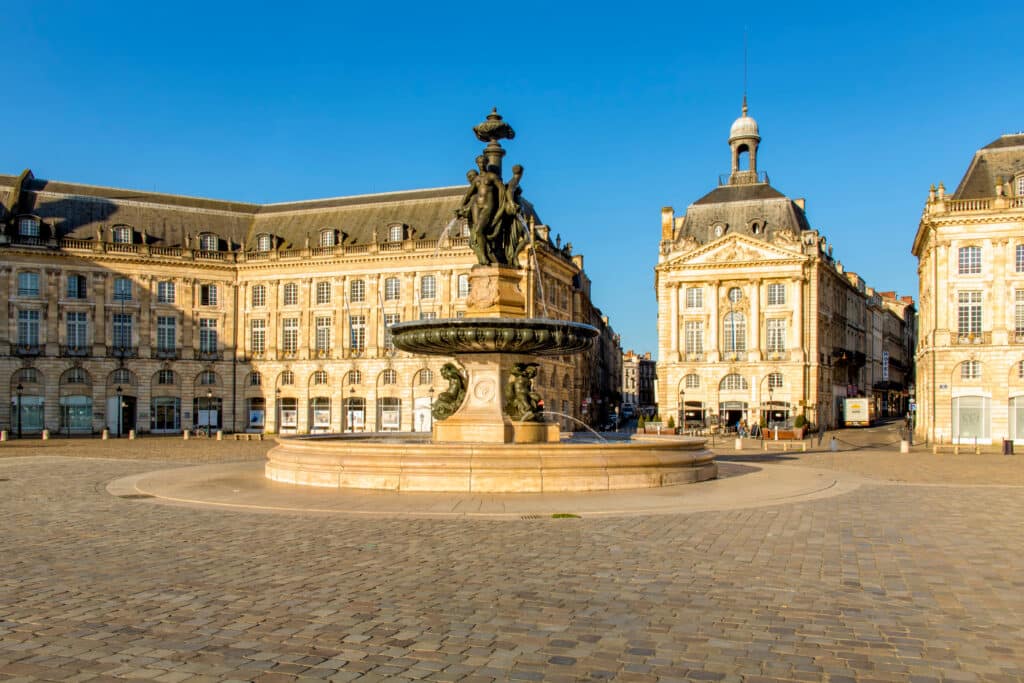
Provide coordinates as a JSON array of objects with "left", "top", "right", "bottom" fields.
[
  {"left": 266, "top": 434, "right": 716, "bottom": 492},
  {"left": 390, "top": 318, "right": 598, "bottom": 356}
]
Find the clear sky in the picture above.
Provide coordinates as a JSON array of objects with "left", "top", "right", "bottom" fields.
[{"left": 7, "top": 2, "right": 1023, "bottom": 356}]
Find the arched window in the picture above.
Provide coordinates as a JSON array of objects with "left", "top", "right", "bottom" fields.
[
  {"left": 684, "top": 374, "right": 700, "bottom": 389},
  {"left": 16, "top": 368, "right": 40, "bottom": 384},
  {"left": 112, "top": 225, "right": 133, "bottom": 244},
  {"left": 110, "top": 368, "right": 136, "bottom": 385},
  {"left": 350, "top": 279, "right": 366, "bottom": 303},
  {"left": 457, "top": 274, "right": 470, "bottom": 298},
  {"left": 960, "top": 360, "right": 981, "bottom": 380},
  {"left": 727, "top": 287, "right": 743, "bottom": 303},
  {"left": 319, "top": 229, "right": 335, "bottom": 247},
  {"left": 198, "top": 233, "right": 218, "bottom": 252},
  {"left": 198, "top": 371, "right": 218, "bottom": 386},
  {"left": 157, "top": 370, "right": 176, "bottom": 385},
  {"left": 723, "top": 312, "right": 747, "bottom": 352},
  {"left": 249, "top": 372, "right": 262, "bottom": 386},
  {"left": 62, "top": 368, "right": 89, "bottom": 385},
  {"left": 767, "top": 372, "right": 784, "bottom": 389},
  {"left": 280, "top": 370, "right": 294, "bottom": 386},
  {"left": 256, "top": 233, "right": 272, "bottom": 252},
  {"left": 347, "top": 370, "right": 362, "bottom": 385},
  {"left": 720, "top": 374, "right": 748, "bottom": 391},
  {"left": 420, "top": 275, "right": 436, "bottom": 299},
  {"left": 313, "top": 370, "right": 329, "bottom": 385},
  {"left": 382, "top": 369, "right": 397, "bottom": 385},
  {"left": 419, "top": 368, "right": 434, "bottom": 385},
  {"left": 384, "top": 277, "right": 400, "bottom": 301}
]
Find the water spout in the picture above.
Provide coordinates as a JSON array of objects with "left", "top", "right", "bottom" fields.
[
  {"left": 541, "top": 410, "right": 607, "bottom": 443},
  {"left": 433, "top": 216, "right": 461, "bottom": 260},
  {"left": 519, "top": 212, "right": 549, "bottom": 318}
]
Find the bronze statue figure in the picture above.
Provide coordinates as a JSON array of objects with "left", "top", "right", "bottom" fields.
[
  {"left": 432, "top": 362, "right": 467, "bottom": 421},
  {"left": 504, "top": 362, "right": 543, "bottom": 422}
]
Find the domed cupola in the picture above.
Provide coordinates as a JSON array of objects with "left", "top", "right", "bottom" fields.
[{"left": 728, "top": 97, "right": 761, "bottom": 184}]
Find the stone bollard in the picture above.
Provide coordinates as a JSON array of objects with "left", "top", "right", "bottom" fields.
[
  {"left": 900, "top": 439, "right": 909, "bottom": 454},
  {"left": 129, "top": 429, "right": 136, "bottom": 440},
  {"left": 101, "top": 429, "right": 109, "bottom": 440},
  {"left": 0, "top": 430, "right": 7, "bottom": 442},
  {"left": 734, "top": 437, "right": 742, "bottom": 450},
  {"left": 829, "top": 436, "right": 838, "bottom": 452},
  {"left": 41, "top": 429, "right": 50, "bottom": 440},
  {"left": 183, "top": 431, "right": 190, "bottom": 440},
  {"left": 216, "top": 430, "right": 223, "bottom": 441}
]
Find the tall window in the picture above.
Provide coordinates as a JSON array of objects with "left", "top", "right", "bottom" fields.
[
  {"left": 685, "top": 287, "right": 702, "bottom": 309},
  {"left": 17, "top": 271, "right": 39, "bottom": 296},
  {"left": 17, "top": 310, "right": 40, "bottom": 345},
  {"left": 421, "top": 275, "right": 436, "bottom": 300},
  {"left": 67, "top": 274, "right": 88, "bottom": 299},
  {"left": 1017, "top": 244, "right": 1024, "bottom": 273},
  {"left": 684, "top": 321, "right": 703, "bottom": 355},
  {"left": 960, "top": 360, "right": 981, "bottom": 380},
  {"left": 388, "top": 224, "right": 403, "bottom": 242},
  {"left": 457, "top": 274, "right": 470, "bottom": 298},
  {"left": 320, "top": 230, "right": 335, "bottom": 247},
  {"left": 350, "top": 314, "right": 366, "bottom": 352},
  {"left": 249, "top": 372, "right": 262, "bottom": 386},
  {"left": 198, "top": 371, "right": 217, "bottom": 386},
  {"left": 419, "top": 368, "right": 434, "bottom": 385},
  {"left": 157, "top": 316, "right": 176, "bottom": 351},
  {"left": 420, "top": 311, "right": 438, "bottom": 320},
  {"left": 1015, "top": 290, "right": 1024, "bottom": 337},
  {"left": 280, "top": 370, "right": 294, "bottom": 386},
  {"left": 316, "top": 281, "right": 332, "bottom": 305},
  {"left": 767, "top": 283, "right": 786, "bottom": 306},
  {"left": 157, "top": 280, "right": 175, "bottom": 304},
  {"left": 383, "top": 313, "right": 400, "bottom": 351},
  {"left": 768, "top": 372, "right": 784, "bottom": 389},
  {"left": 382, "top": 369, "right": 397, "bottom": 385},
  {"left": 113, "top": 277, "right": 132, "bottom": 301},
  {"left": 313, "top": 370, "right": 329, "bottom": 385},
  {"left": 112, "top": 225, "right": 132, "bottom": 244},
  {"left": 18, "top": 217, "right": 39, "bottom": 237},
  {"left": 723, "top": 312, "right": 747, "bottom": 352},
  {"left": 721, "top": 374, "right": 748, "bottom": 391},
  {"left": 198, "top": 234, "right": 218, "bottom": 251},
  {"left": 766, "top": 319, "right": 786, "bottom": 353},
  {"left": 66, "top": 312, "right": 88, "bottom": 349},
  {"left": 957, "top": 291, "right": 982, "bottom": 336},
  {"left": 251, "top": 284, "right": 266, "bottom": 307},
  {"left": 199, "top": 319, "right": 218, "bottom": 353},
  {"left": 157, "top": 370, "right": 176, "bottom": 385},
  {"left": 350, "top": 279, "right": 365, "bottom": 303},
  {"left": 316, "top": 316, "right": 332, "bottom": 352},
  {"left": 200, "top": 284, "right": 218, "bottom": 306},
  {"left": 282, "top": 318, "right": 299, "bottom": 353},
  {"left": 684, "top": 374, "right": 700, "bottom": 389},
  {"left": 112, "top": 313, "right": 132, "bottom": 348},
  {"left": 283, "top": 283, "right": 298, "bottom": 306},
  {"left": 958, "top": 246, "right": 981, "bottom": 275},
  {"left": 250, "top": 319, "right": 266, "bottom": 354},
  {"left": 384, "top": 277, "right": 400, "bottom": 301},
  {"left": 256, "top": 234, "right": 272, "bottom": 251},
  {"left": 347, "top": 370, "right": 362, "bottom": 385}
]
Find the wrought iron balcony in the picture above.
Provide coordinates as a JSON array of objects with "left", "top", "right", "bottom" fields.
[
  {"left": 12, "top": 343, "right": 42, "bottom": 357},
  {"left": 153, "top": 348, "right": 179, "bottom": 359},
  {"left": 61, "top": 345, "right": 89, "bottom": 357},
  {"left": 952, "top": 332, "right": 991, "bottom": 345},
  {"left": 197, "top": 350, "right": 223, "bottom": 361},
  {"left": 108, "top": 345, "right": 138, "bottom": 358}
]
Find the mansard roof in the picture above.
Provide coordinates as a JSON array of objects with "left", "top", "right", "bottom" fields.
[
  {"left": 953, "top": 134, "right": 1024, "bottom": 199},
  {"left": 674, "top": 181, "right": 811, "bottom": 247}
]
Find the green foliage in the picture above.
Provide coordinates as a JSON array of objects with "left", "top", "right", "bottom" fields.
[
  {"left": 551, "top": 513, "right": 580, "bottom": 519},
  {"left": 794, "top": 415, "right": 807, "bottom": 428},
  {"left": 759, "top": 416, "right": 767, "bottom": 428},
  {"left": 667, "top": 415, "right": 675, "bottom": 429},
  {"left": 638, "top": 415, "right": 646, "bottom": 429}
]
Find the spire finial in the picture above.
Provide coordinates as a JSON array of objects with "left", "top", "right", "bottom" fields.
[
  {"left": 742, "top": 27, "right": 749, "bottom": 116},
  {"left": 742, "top": 94, "right": 748, "bottom": 117}
]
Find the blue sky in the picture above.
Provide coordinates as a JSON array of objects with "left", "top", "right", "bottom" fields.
[{"left": 7, "top": 2, "right": 1023, "bottom": 356}]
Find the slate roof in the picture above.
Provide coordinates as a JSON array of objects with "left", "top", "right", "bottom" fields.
[
  {"left": 0, "top": 172, "right": 541, "bottom": 250},
  {"left": 953, "top": 134, "right": 1024, "bottom": 199},
  {"left": 675, "top": 181, "right": 811, "bottom": 246}
]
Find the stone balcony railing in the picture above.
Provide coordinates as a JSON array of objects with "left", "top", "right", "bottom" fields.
[{"left": 929, "top": 196, "right": 1024, "bottom": 215}]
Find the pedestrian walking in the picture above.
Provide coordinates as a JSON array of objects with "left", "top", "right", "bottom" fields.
[{"left": 817, "top": 420, "right": 826, "bottom": 447}]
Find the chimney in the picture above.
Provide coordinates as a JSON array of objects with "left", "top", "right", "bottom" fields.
[
  {"left": 793, "top": 198, "right": 806, "bottom": 210},
  {"left": 661, "top": 207, "right": 674, "bottom": 241}
]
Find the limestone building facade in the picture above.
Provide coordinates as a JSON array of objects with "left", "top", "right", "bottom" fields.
[
  {"left": 0, "top": 170, "right": 620, "bottom": 436},
  {"left": 621, "top": 350, "right": 656, "bottom": 417},
  {"left": 655, "top": 104, "right": 915, "bottom": 431},
  {"left": 912, "top": 134, "right": 1024, "bottom": 445}
]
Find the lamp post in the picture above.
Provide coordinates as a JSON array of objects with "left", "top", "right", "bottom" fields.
[
  {"left": 116, "top": 385, "right": 123, "bottom": 438},
  {"left": 206, "top": 389, "right": 213, "bottom": 437},
  {"left": 428, "top": 385, "right": 435, "bottom": 432},
  {"left": 680, "top": 387, "right": 686, "bottom": 434},
  {"left": 348, "top": 385, "right": 355, "bottom": 432},
  {"left": 15, "top": 382, "right": 23, "bottom": 439},
  {"left": 767, "top": 384, "right": 775, "bottom": 431},
  {"left": 275, "top": 387, "right": 281, "bottom": 434}
]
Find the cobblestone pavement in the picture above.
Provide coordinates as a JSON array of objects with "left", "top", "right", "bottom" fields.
[{"left": 1, "top": 437, "right": 1023, "bottom": 682}]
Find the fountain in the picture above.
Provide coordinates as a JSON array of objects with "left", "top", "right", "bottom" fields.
[{"left": 266, "top": 110, "right": 716, "bottom": 492}]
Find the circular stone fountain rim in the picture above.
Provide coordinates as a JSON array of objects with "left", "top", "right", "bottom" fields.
[{"left": 390, "top": 317, "right": 599, "bottom": 356}]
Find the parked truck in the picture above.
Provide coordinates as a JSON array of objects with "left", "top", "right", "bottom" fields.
[{"left": 843, "top": 397, "right": 875, "bottom": 427}]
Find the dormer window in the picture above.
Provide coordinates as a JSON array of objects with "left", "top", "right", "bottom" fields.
[
  {"left": 748, "top": 219, "right": 764, "bottom": 235},
  {"left": 712, "top": 223, "right": 726, "bottom": 238},
  {"left": 18, "top": 217, "right": 40, "bottom": 237},
  {"left": 320, "top": 229, "right": 336, "bottom": 247},
  {"left": 112, "top": 225, "right": 133, "bottom": 244},
  {"left": 388, "top": 224, "right": 404, "bottom": 242},
  {"left": 198, "top": 233, "right": 218, "bottom": 252},
  {"left": 256, "top": 233, "right": 273, "bottom": 252}
]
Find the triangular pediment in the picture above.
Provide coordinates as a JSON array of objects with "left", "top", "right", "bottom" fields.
[{"left": 664, "top": 233, "right": 803, "bottom": 269}]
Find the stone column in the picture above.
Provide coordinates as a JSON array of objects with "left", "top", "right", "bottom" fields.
[
  {"left": 45, "top": 268, "right": 60, "bottom": 355},
  {"left": 708, "top": 281, "right": 719, "bottom": 362},
  {"left": 669, "top": 283, "right": 679, "bottom": 359},
  {"left": 749, "top": 278, "right": 761, "bottom": 361},
  {"left": 138, "top": 275, "right": 152, "bottom": 357},
  {"left": 0, "top": 268, "right": 9, "bottom": 344},
  {"left": 792, "top": 277, "right": 804, "bottom": 361}
]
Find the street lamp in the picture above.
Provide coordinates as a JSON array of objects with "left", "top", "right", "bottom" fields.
[
  {"left": 768, "top": 384, "right": 774, "bottom": 428},
  {"left": 275, "top": 387, "right": 281, "bottom": 434},
  {"left": 15, "top": 382, "right": 23, "bottom": 439},
  {"left": 680, "top": 387, "right": 686, "bottom": 434},
  {"left": 428, "top": 385, "right": 435, "bottom": 432},
  {"left": 116, "top": 385, "right": 123, "bottom": 438},
  {"left": 206, "top": 389, "right": 213, "bottom": 437}
]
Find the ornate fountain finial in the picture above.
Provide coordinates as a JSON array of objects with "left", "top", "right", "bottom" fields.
[{"left": 473, "top": 107, "right": 516, "bottom": 144}]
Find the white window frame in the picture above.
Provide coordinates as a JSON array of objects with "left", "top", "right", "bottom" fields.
[
  {"left": 421, "top": 275, "right": 437, "bottom": 300},
  {"left": 767, "top": 283, "right": 786, "bottom": 306},
  {"left": 319, "top": 230, "right": 335, "bottom": 247},
  {"left": 156, "top": 316, "right": 176, "bottom": 351},
  {"left": 350, "top": 279, "right": 366, "bottom": 303},
  {"left": 384, "top": 277, "right": 401, "bottom": 301},
  {"left": 157, "top": 281, "right": 175, "bottom": 304},
  {"left": 283, "top": 283, "right": 298, "bottom": 306},
  {"left": 17, "top": 310, "right": 40, "bottom": 345},
  {"left": 113, "top": 278, "right": 132, "bottom": 302},
  {"left": 958, "top": 246, "right": 981, "bottom": 275},
  {"left": 315, "top": 316, "right": 332, "bottom": 352},
  {"left": 251, "top": 284, "right": 266, "bottom": 308},
  {"left": 684, "top": 287, "right": 702, "bottom": 309},
  {"left": 457, "top": 274, "right": 470, "bottom": 298},
  {"left": 66, "top": 311, "right": 88, "bottom": 348},
  {"left": 199, "top": 319, "right": 218, "bottom": 353},
  {"left": 282, "top": 318, "right": 299, "bottom": 353},
  {"left": 200, "top": 284, "right": 218, "bottom": 307},
  {"left": 683, "top": 320, "right": 703, "bottom": 355},
  {"left": 250, "top": 319, "right": 266, "bottom": 354},
  {"left": 766, "top": 318, "right": 786, "bottom": 353},
  {"left": 316, "top": 281, "right": 332, "bottom": 306},
  {"left": 957, "top": 291, "right": 982, "bottom": 336}
]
